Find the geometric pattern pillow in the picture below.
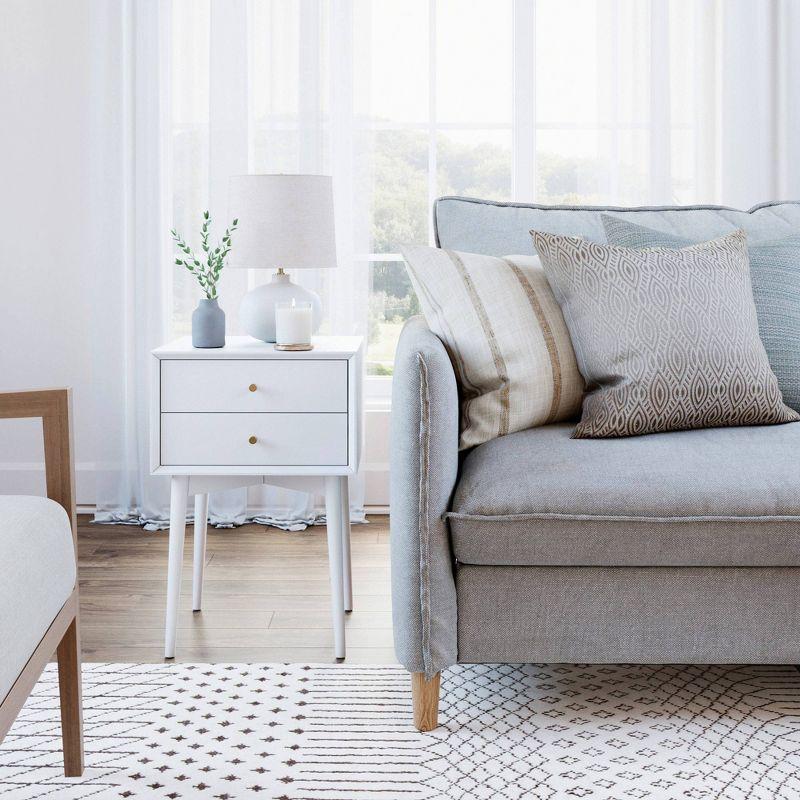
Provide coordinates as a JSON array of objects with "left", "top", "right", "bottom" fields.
[
  {"left": 532, "top": 229, "right": 799, "bottom": 438},
  {"left": 401, "top": 245, "right": 584, "bottom": 449},
  {"left": 601, "top": 212, "right": 800, "bottom": 412}
]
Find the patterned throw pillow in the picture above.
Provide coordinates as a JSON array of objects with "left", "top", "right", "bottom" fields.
[
  {"left": 401, "top": 246, "right": 584, "bottom": 450},
  {"left": 531, "top": 229, "right": 799, "bottom": 439},
  {"left": 601, "top": 213, "right": 800, "bottom": 412}
]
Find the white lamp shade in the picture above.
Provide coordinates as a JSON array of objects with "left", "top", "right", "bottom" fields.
[{"left": 227, "top": 174, "right": 337, "bottom": 269}]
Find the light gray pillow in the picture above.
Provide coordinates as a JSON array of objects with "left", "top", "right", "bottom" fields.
[
  {"left": 531, "top": 229, "right": 799, "bottom": 439},
  {"left": 601, "top": 213, "right": 800, "bottom": 412}
]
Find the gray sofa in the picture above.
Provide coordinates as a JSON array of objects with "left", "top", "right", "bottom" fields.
[{"left": 391, "top": 196, "right": 800, "bottom": 730}]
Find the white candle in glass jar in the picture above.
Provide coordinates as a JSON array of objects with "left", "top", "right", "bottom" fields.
[{"left": 275, "top": 299, "right": 313, "bottom": 345}]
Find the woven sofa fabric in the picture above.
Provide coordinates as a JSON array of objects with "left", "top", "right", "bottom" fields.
[
  {"left": 434, "top": 196, "right": 800, "bottom": 255},
  {"left": 450, "top": 422, "right": 800, "bottom": 566},
  {"left": 456, "top": 565, "right": 800, "bottom": 664},
  {"left": 389, "top": 316, "right": 459, "bottom": 676},
  {"left": 532, "top": 229, "right": 798, "bottom": 437},
  {"left": 602, "top": 213, "right": 800, "bottom": 412},
  {"left": 0, "top": 495, "right": 76, "bottom": 701},
  {"left": 400, "top": 245, "right": 583, "bottom": 449}
]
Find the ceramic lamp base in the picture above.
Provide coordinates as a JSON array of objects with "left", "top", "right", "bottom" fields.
[{"left": 239, "top": 270, "right": 322, "bottom": 343}]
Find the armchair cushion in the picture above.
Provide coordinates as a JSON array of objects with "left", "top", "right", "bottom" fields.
[
  {"left": 0, "top": 496, "right": 76, "bottom": 701},
  {"left": 449, "top": 422, "right": 800, "bottom": 567}
]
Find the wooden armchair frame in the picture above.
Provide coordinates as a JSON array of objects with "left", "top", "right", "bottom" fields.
[{"left": 0, "top": 389, "right": 83, "bottom": 776}]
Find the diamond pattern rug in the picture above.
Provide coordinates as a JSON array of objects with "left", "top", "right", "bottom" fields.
[{"left": 2, "top": 662, "right": 800, "bottom": 799}]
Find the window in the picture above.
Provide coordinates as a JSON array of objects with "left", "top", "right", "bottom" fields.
[
  {"left": 359, "top": 0, "right": 699, "bottom": 376},
  {"left": 359, "top": 0, "right": 513, "bottom": 375}
]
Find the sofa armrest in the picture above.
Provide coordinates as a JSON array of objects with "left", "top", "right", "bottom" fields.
[{"left": 390, "top": 316, "right": 460, "bottom": 676}]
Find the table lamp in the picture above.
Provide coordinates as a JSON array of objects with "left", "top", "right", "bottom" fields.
[{"left": 227, "top": 174, "right": 337, "bottom": 342}]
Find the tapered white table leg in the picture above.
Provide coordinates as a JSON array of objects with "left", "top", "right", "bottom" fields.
[
  {"left": 192, "top": 493, "right": 209, "bottom": 612},
  {"left": 325, "top": 476, "right": 346, "bottom": 660},
  {"left": 164, "top": 476, "right": 189, "bottom": 659},
  {"left": 339, "top": 476, "right": 352, "bottom": 613}
]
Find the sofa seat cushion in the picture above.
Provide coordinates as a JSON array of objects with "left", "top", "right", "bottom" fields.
[
  {"left": 449, "top": 423, "right": 800, "bottom": 567},
  {"left": 0, "top": 496, "right": 76, "bottom": 702}
]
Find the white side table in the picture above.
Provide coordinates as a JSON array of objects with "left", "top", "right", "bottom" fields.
[{"left": 151, "top": 335, "right": 363, "bottom": 660}]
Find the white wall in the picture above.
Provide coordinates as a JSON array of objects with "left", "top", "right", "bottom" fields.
[{"left": 0, "top": 1, "right": 124, "bottom": 505}]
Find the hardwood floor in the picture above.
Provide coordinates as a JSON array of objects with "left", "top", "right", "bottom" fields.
[{"left": 76, "top": 514, "right": 397, "bottom": 664}]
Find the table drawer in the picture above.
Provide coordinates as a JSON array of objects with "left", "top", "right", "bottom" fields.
[
  {"left": 160, "top": 359, "right": 348, "bottom": 413},
  {"left": 161, "top": 413, "right": 348, "bottom": 466}
]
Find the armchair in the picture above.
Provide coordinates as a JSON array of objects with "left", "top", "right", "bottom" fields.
[{"left": 0, "top": 389, "right": 83, "bottom": 776}]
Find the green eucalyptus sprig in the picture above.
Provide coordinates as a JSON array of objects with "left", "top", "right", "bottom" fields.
[{"left": 171, "top": 211, "right": 238, "bottom": 300}]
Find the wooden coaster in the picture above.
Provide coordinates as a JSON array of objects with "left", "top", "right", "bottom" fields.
[{"left": 274, "top": 343, "right": 314, "bottom": 351}]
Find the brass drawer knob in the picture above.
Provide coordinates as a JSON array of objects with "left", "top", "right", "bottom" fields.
[
  {"left": 248, "top": 435, "right": 257, "bottom": 445},
  {"left": 249, "top": 383, "right": 257, "bottom": 392}
]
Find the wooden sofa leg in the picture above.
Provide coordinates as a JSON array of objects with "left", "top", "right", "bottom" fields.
[
  {"left": 411, "top": 672, "right": 440, "bottom": 731},
  {"left": 56, "top": 617, "right": 84, "bottom": 777}
]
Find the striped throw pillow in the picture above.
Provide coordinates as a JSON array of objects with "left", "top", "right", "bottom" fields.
[{"left": 401, "top": 245, "right": 584, "bottom": 450}]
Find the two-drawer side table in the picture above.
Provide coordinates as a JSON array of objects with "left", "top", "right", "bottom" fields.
[{"left": 151, "top": 335, "right": 363, "bottom": 660}]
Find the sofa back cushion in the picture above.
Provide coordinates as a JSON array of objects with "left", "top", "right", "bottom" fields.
[
  {"left": 434, "top": 197, "right": 800, "bottom": 255},
  {"left": 601, "top": 213, "right": 800, "bottom": 412},
  {"left": 401, "top": 245, "right": 584, "bottom": 449}
]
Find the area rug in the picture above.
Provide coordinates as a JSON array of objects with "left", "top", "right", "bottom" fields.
[{"left": 2, "top": 662, "right": 800, "bottom": 799}]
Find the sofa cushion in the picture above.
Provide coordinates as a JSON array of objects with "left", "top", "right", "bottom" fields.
[
  {"left": 448, "top": 423, "right": 800, "bottom": 566},
  {"left": 531, "top": 229, "right": 798, "bottom": 438},
  {"left": 601, "top": 213, "right": 800, "bottom": 413},
  {"left": 0, "top": 495, "right": 76, "bottom": 702},
  {"left": 401, "top": 246, "right": 584, "bottom": 449},
  {"left": 434, "top": 196, "right": 800, "bottom": 255}
]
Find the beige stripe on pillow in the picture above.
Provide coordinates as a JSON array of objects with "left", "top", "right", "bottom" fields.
[
  {"left": 401, "top": 245, "right": 584, "bottom": 449},
  {"left": 446, "top": 250, "right": 511, "bottom": 438},
  {"left": 504, "top": 258, "right": 563, "bottom": 423}
]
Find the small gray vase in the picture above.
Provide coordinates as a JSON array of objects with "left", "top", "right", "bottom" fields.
[{"left": 192, "top": 298, "right": 226, "bottom": 348}]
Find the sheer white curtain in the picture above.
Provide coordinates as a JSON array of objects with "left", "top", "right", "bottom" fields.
[
  {"left": 96, "top": 0, "right": 369, "bottom": 529},
  {"left": 95, "top": 0, "right": 800, "bottom": 528},
  {"left": 189, "top": 0, "right": 368, "bottom": 529},
  {"left": 515, "top": 0, "right": 800, "bottom": 207},
  {"left": 92, "top": 0, "right": 173, "bottom": 527}
]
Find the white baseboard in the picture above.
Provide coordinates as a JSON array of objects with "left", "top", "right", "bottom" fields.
[
  {"left": 365, "top": 506, "right": 390, "bottom": 515},
  {"left": 0, "top": 463, "right": 97, "bottom": 506}
]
